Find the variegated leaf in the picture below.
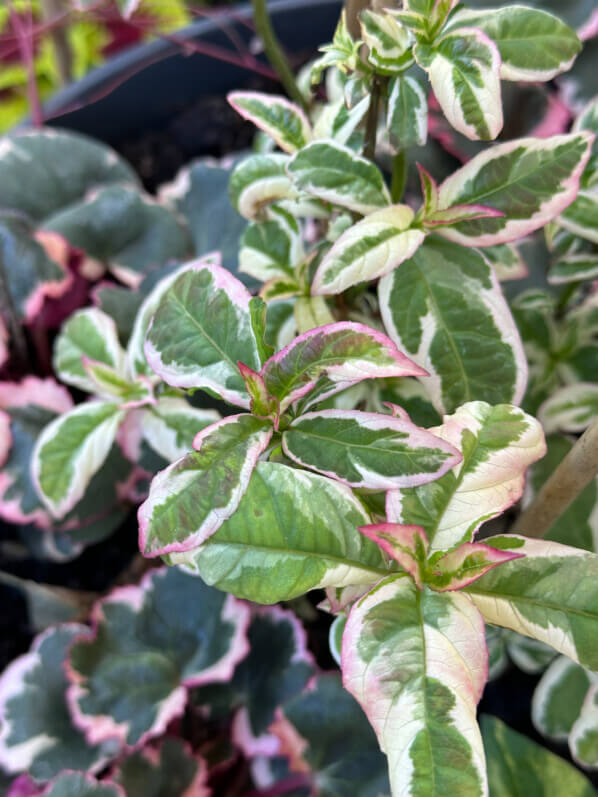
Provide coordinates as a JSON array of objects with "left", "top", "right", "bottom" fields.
[
  {"left": 532, "top": 656, "right": 594, "bottom": 742},
  {"left": 548, "top": 254, "right": 598, "bottom": 284},
  {"left": 141, "top": 397, "right": 220, "bottom": 462},
  {"left": 66, "top": 568, "right": 249, "bottom": 747},
  {"left": 260, "top": 321, "right": 427, "bottom": 412},
  {"left": 558, "top": 190, "right": 598, "bottom": 244},
  {"left": 387, "top": 74, "right": 428, "bottom": 151},
  {"left": 415, "top": 28, "right": 502, "bottom": 142},
  {"left": 465, "top": 535, "right": 598, "bottom": 669},
  {"left": 144, "top": 261, "right": 261, "bottom": 407},
  {"left": 312, "top": 205, "right": 426, "bottom": 294},
  {"left": 482, "top": 715, "right": 597, "bottom": 796},
  {"left": 287, "top": 140, "right": 391, "bottom": 216},
  {"left": 446, "top": 7, "right": 581, "bottom": 82},
  {"left": 282, "top": 408, "right": 461, "bottom": 489},
  {"left": 32, "top": 401, "right": 124, "bottom": 519},
  {"left": 342, "top": 576, "right": 488, "bottom": 797},
  {"left": 138, "top": 414, "right": 272, "bottom": 556},
  {"left": 360, "top": 9, "right": 412, "bottom": 74},
  {"left": 379, "top": 238, "right": 528, "bottom": 413},
  {"left": 54, "top": 308, "right": 126, "bottom": 393},
  {"left": 573, "top": 97, "right": 598, "bottom": 189},
  {"left": 435, "top": 133, "right": 593, "bottom": 247},
  {"left": 239, "top": 207, "right": 302, "bottom": 282},
  {"left": 228, "top": 92, "right": 312, "bottom": 154},
  {"left": 312, "top": 94, "right": 370, "bottom": 147},
  {"left": 539, "top": 383, "right": 598, "bottom": 434},
  {"left": 113, "top": 738, "right": 209, "bottom": 797},
  {"left": 168, "top": 461, "right": 388, "bottom": 604},
  {"left": 0, "top": 625, "right": 115, "bottom": 780},
  {"left": 359, "top": 523, "right": 429, "bottom": 589},
  {"left": 426, "top": 542, "right": 523, "bottom": 591},
  {"left": 483, "top": 243, "right": 528, "bottom": 281},
  {"left": 228, "top": 154, "right": 296, "bottom": 220},
  {"left": 506, "top": 632, "right": 557, "bottom": 675},
  {"left": 571, "top": 682, "right": 598, "bottom": 768},
  {"left": 386, "top": 402, "right": 545, "bottom": 554}
]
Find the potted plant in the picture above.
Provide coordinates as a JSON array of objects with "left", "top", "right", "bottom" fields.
[{"left": 1, "top": 0, "right": 598, "bottom": 795}]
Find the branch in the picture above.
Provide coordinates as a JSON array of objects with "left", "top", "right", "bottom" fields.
[
  {"left": 512, "top": 418, "right": 598, "bottom": 538},
  {"left": 251, "top": 0, "right": 307, "bottom": 110}
]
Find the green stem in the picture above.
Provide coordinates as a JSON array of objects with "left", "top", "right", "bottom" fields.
[
  {"left": 363, "top": 75, "right": 381, "bottom": 162},
  {"left": 391, "top": 150, "right": 407, "bottom": 203},
  {"left": 251, "top": 0, "right": 307, "bottom": 111}
]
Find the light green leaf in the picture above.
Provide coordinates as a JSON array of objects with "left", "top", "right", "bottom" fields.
[
  {"left": 228, "top": 153, "right": 296, "bottom": 220},
  {"left": 387, "top": 401, "right": 545, "bottom": 553},
  {"left": 287, "top": 140, "right": 391, "bottom": 215},
  {"left": 312, "top": 204, "right": 425, "bottom": 294},
  {"left": 32, "top": 401, "right": 124, "bottom": 518},
  {"left": 415, "top": 28, "right": 502, "bottom": 141},
  {"left": 139, "top": 414, "right": 272, "bottom": 556},
  {"left": 481, "top": 715, "right": 597, "bottom": 797},
  {"left": 282, "top": 408, "right": 460, "bottom": 489},
  {"left": 54, "top": 308, "right": 126, "bottom": 393},
  {"left": 465, "top": 535, "right": 598, "bottom": 669},
  {"left": 168, "top": 461, "right": 388, "bottom": 604},
  {"left": 436, "top": 133, "right": 593, "bottom": 247},
  {"left": 379, "top": 238, "right": 528, "bottom": 413},
  {"left": 446, "top": 6, "right": 581, "bottom": 81},
  {"left": 387, "top": 74, "right": 428, "bottom": 151},
  {"left": 144, "top": 261, "right": 262, "bottom": 408},
  {"left": 228, "top": 91, "right": 312, "bottom": 154},
  {"left": 343, "top": 576, "right": 488, "bottom": 796}
]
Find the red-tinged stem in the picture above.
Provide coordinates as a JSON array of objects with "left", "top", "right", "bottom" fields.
[
  {"left": 241, "top": 775, "right": 313, "bottom": 797},
  {"left": 8, "top": 1, "right": 44, "bottom": 127}
]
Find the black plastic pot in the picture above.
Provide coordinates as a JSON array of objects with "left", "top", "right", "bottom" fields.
[{"left": 44, "top": 0, "right": 342, "bottom": 145}]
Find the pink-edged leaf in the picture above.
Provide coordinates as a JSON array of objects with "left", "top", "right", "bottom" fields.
[
  {"left": 238, "top": 362, "right": 280, "bottom": 426},
  {"left": 144, "top": 261, "right": 261, "bottom": 408},
  {"left": 260, "top": 321, "right": 427, "bottom": 413},
  {"left": 66, "top": 568, "right": 250, "bottom": 749},
  {"left": 427, "top": 542, "right": 524, "bottom": 591},
  {"left": 139, "top": 414, "right": 273, "bottom": 556},
  {"left": 228, "top": 91, "right": 312, "bottom": 154},
  {"left": 282, "top": 408, "right": 461, "bottom": 490},
  {"left": 359, "top": 523, "right": 429, "bottom": 588},
  {"left": 342, "top": 575, "right": 488, "bottom": 796},
  {"left": 436, "top": 133, "right": 594, "bottom": 247}
]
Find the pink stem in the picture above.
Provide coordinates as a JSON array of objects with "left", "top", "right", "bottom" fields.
[{"left": 8, "top": 1, "right": 44, "bottom": 127}]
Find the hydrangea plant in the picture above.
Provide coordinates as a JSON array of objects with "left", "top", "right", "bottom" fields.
[{"left": 1, "top": 0, "right": 598, "bottom": 795}]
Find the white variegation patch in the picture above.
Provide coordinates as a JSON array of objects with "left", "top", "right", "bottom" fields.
[
  {"left": 539, "top": 383, "right": 598, "bottom": 434},
  {"left": 228, "top": 92, "right": 312, "bottom": 154},
  {"left": 142, "top": 397, "right": 220, "bottom": 462}
]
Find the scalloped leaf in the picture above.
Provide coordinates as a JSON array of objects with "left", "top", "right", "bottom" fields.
[
  {"left": 387, "top": 402, "right": 545, "bottom": 554},
  {"left": 44, "top": 185, "right": 189, "bottom": 287},
  {"left": 0, "top": 625, "right": 116, "bottom": 781},
  {"left": 144, "top": 261, "right": 261, "bottom": 407},
  {"left": 260, "top": 321, "right": 427, "bottom": 412},
  {"left": 195, "top": 606, "right": 314, "bottom": 755},
  {"left": 112, "top": 738, "right": 210, "bottom": 797},
  {"left": 228, "top": 154, "right": 296, "bottom": 220},
  {"left": 66, "top": 568, "right": 249, "bottom": 748},
  {"left": 446, "top": 6, "right": 581, "bottom": 81},
  {"left": 465, "top": 535, "right": 598, "bottom": 669},
  {"left": 435, "top": 133, "right": 593, "bottom": 247},
  {"left": 54, "top": 308, "right": 126, "bottom": 393},
  {"left": 168, "top": 461, "right": 388, "bottom": 604},
  {"left": 312, "top": 205, "right": 425, "bottom": 295},
  {"left": 379, "top": 238, "right": 528, "bottom": 413},
  {"left": 415, "top": 27, "right": 502, "bottom": 142},
  {"left": 342, "top": 576, "right": 488, "bottom": 796},
  {"left": 287, "top": 140, "right": 390, "bottom": 215},
  {"left": 32, "top": 401, "right": 124, "bottom": 519},
  {"left": 139, "top": 414, "right": 272, "bottom": 556},
  {"left": 482, "top": 715, "right": 597, "bottom": 796},
  {"left": 228, "top": 92, "right": 312, "bottom": 154},
  {"left": 282, "top": 408, "right": 461, "bottom": 489}
]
